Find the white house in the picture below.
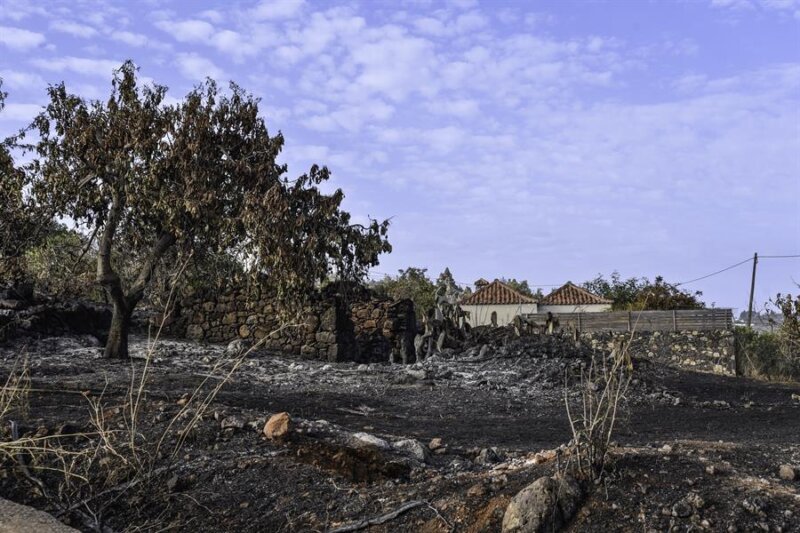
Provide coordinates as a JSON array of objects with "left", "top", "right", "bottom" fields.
[
  {"left": 460, "top": 279, "right": 538, "bottom": 327},
  {"left": 538, "top": 282, "right": 613, "bottom": 314}
]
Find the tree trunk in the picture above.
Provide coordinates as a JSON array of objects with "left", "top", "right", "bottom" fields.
[{"left": 105, "top": 301, "right": 133, "bottom": 359}]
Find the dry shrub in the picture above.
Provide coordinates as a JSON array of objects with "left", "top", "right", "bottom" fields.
[
  {"left": 563, "top": 338, "right": 631, "bottom": 482},
  {"left": 0, "top": 257, "right": 301, "bottom": 531}
]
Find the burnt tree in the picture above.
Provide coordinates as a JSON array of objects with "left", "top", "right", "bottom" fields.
[{"left": 23, "top": 61, "right": 390, "bottom": 358}]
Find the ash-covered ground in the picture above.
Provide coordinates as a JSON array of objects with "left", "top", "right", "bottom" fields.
[{"left": 1, "top": 332, "right": 799, "bottom": 532}]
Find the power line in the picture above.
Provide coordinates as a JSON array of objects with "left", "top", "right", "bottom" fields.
[
  {"left": 759, "top": 254, "right": 800, "bottom": 259},
  {"left": 675, "top": 256, "right": 753, "bottom": 286}
]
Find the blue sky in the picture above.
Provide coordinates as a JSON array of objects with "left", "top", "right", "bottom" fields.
[{"left": 1, "top": 0, "right": 798, "bottom": 312}]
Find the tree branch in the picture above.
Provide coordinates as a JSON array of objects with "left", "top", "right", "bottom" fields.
[
  {"left": 96, "top": 192, "right": 125, "bottom": 307},
  {"left": 127, "top": 232, "right": 176, "bottom": 305}
]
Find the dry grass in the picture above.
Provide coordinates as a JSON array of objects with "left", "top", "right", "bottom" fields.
[{"left": 0, "top": 256, "right": 306, "bottom": 530}]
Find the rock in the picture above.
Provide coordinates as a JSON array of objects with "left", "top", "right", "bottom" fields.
[
  {"left": 502, "top": 475, "right": 583, "bottom": 533},
  {"left": 405, "top": 368, "right": 427, "bottom": 380},
  {"left": 474, "top": 447, "right": 502, "bottom": 465},
  {"left": 226, "top": 338, "right": 250, "bottom": 356},
  {"left": 553, "top": 474, "right": 583, "bottom": 520},
  {"left": 391, "top": 439, "right": 430, "bottom": 462},
  {"left": 672, "top": 500, "right": 693, "bottom": 518},
  {"left": 429, "top": 437, "right": 444, "bottom": 450},
  {"left": 263, "top": 412, "right": 292, "bottom": 440},
  {"left": 778, "top": 464, "right": 796, "bottom": 481},
  {"left": 0, "top": 496, "right": 79, "bottom": 532},
  {"left": 686, "top": 492, "right": 705, "bottom": 509},
  {"left": 166, "top": 475, "right": 185, "bottom": 493},
  {"left": 350, "top": 432, "right": 390, "bottom": 450},
  {"left": 221, "top": 415, "right": 246, "bottom": 430},
  {"left": 467, "top": 483, "right": 487, "bottom": 498}
]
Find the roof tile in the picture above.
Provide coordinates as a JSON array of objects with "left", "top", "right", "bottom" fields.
[
  {"left": 460, "top": 279, "right": 537, "bottom": 305},
  {"left": 540, "top": 283, "right": 612, "bottom": 306}
]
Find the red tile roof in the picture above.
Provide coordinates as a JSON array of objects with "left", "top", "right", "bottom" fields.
[
  {"left": 460, "top": 279, "right": 537, "bottom": 305},
  {"left": 540, "top": 282, "right": 612, "bottom": 306}
]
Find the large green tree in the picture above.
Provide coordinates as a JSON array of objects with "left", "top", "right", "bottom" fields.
[
  {"left": 22, "top": 62, "right": 390, "bottom": 358},
  {"left": 581, "top": 271, "right": 704, "bottom": 310},
  {"left": 371, "top": 267, "right": 436, "bottom": 319}
]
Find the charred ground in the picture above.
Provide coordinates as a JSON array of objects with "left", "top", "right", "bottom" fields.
[{"left": 1, "top": 332, "right": 798, "bottom": 532}]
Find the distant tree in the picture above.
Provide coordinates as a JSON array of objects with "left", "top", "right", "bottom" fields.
[
  {"left": 23, "top": 223, "right": 99, "bottom": 299},
  {"left": 371, "top": 267, "right": 436, "bottom": 319},
  {"left": 436, "top": 267, "right": 465, "bottom": 298},
  {"left": 22, "top": 62, "right": 390, "bottom": 358},
  {"left": 581, "top": 271, "right": 704, "bottom": 310},
  {"left": 0, "top": 82, "right": 48, "bottom": 282},
  {"left": 500, "top": 278, "right": 534, "bottom": 298}
]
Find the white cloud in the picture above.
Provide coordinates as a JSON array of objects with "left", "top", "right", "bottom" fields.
[
  {"left": 210, "top": 29, "right": 264, "bottom": 60},
  {"left": 2, "top": 102, "right": 43, "bottom": 121},
  {"left": 302, "top": 99, "right": 394, "bottom": 132},
  {"left": 0, "top": 0, "right": 48, "bottom": 22},
  {"left": 49, "top": 20, "right": 98, "bottom": 38},
  {"left": 0, "top": 25, "right": 45, "bottom": 50},
  {"left": 31, "top": 56, "right": 121, "bottom": 78},
  {"left": 348, "top": 32, "right": 439, "bottom": 102},
  {"left": 175, "top": 52, "right": 226, "bottom": 81},
  {"left": 251, "top": 0, "right": 305, "bottom": 20},
  {"left": 425, "top": 98, "right": 480, "bottom": 118},
  {"left": 157, "top": 19, "right": 215, "bottom": 42},
  {"left": 108, "top": 30, "right": 149, "bottom": 47},
  {"left": 0, "top": 69, "right": 45, "bottom": 90}
]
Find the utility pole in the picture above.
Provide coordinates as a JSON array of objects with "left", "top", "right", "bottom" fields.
[{"left": 747, "top": 252, "right": 758, "bottom": 329}]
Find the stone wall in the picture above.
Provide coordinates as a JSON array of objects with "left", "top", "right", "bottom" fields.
[
  {"left": 0, "top": 300, "right": 112, "bottom": 343},
  {"left": 582, "top": 329, "right": 736, "bottom": 375},
  {"left": 166, "top": 288, "right": 417, "bottom": 364}
]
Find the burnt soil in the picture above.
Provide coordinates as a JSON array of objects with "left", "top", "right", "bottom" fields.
[{"left": 1, "top": 334, "right": 798, "bottom": 532}]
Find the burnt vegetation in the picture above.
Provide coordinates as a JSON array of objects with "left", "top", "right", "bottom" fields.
[{"left": 1, "top": 65, "right": 799, "bottom": 533}]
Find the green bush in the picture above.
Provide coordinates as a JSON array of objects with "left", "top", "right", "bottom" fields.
[{"left": 734, "top": 326, "right": 800, "bottom": 382}]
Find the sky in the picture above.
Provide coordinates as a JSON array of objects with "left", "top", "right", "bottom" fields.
[{"left": 0, "top": 0, "right": 798, "bottom": 313}]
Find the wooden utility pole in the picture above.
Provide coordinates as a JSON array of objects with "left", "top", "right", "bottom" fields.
[{"left": 747, "top": 252, "right": 758, "bottom": 329}]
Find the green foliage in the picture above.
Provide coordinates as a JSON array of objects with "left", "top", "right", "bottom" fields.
[
  {"left": 772, "top": 292, "right": 800, "bottom": 347},
  {"left": 371, "top": 267, "right": 436, "bottom": 319},
  {"left": 734, "top": 290, "right": 800, "bottom": 382},
  {"left": 436, "top": 267, "right": 465, "bottom": 299},
  {"left": 23, "top": 224, "right": 100, "bottom": 299},
  {"left": 734, "top": 327, "right": 800, "bottom": 382},
  {"left": 581, "top": 271, "right": 704, "bottom": 310},
  {"left": 0, "top": 81, "right": 50, "bottom": 282},
  {"left": 500, "top": 278, "right": 534, "bottom": 298}
]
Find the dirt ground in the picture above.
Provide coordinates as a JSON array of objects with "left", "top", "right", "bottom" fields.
[{"left": 1, "top": 333, "right": 798, "bottom": 532}]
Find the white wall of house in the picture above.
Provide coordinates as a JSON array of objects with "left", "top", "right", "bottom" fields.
[
  {"left": 538, "top": 304, "right": 612, "bottom": 314},
  {"left": 462, "top": 303, "right": 539, "bottom": 327}
]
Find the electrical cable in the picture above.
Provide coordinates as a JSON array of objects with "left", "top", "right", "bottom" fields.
[{"left": 674, "top": 256, "right": 753, "bottom": 286}]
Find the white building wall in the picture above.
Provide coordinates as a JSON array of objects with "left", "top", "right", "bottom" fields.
[
  {"left": 538, "top": 304, "right": 611, "bottom": 314},
  {"left": 462, "top": 303, "right": 539, "bottom": 327}
]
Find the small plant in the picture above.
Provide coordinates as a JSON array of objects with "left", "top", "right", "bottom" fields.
[
  {"left": 563, "top": 337, "right": 631, "bottom": 482},
  {"left": 735, "top": 291, "right": 800, "bottom": 382}
]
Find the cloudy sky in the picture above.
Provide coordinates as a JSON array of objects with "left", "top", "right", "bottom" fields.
[{"left": 1, "top": 0, "right": 798, "bottom": 311}]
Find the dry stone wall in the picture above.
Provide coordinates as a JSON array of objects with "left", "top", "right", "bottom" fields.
[
  {"left": 582, "top": 330, "right": 736, "bottom": 375},
  {"left": 166, "top": 288, "right": 416, "bottom": 364}
]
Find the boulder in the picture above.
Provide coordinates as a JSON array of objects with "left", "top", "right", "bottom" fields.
[
  {"left": 349, "top": 432, "right": 390, "bottom": 450},
  {"left": 392, "top": 439, "right": 430, "bottom": 462},
  {"left": 221, "top": 415, "right": 246, "bottom": 430},
  {"left": 0, "top": 496, "right": 78, "bottom": 532},
  {"left": 263, "top": 412, "right": 292, "bottom": 440},
  {"left": 226, "top": 338, "right": 250, "bottom": 356},
  {"left": 502, "top": 475, "right": 583, "bottom": 533},
  {"left": 779, "top": 464, "right": 796, "bottom": 481}
]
